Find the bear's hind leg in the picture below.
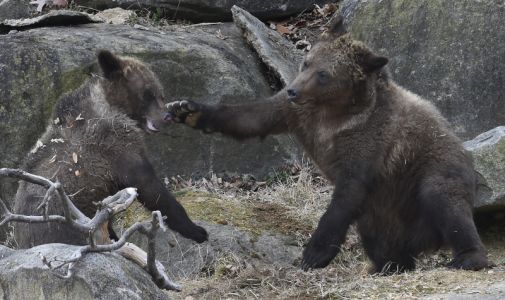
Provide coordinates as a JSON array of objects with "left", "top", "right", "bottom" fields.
[
  {"left": 442, "top": 211, "right": 491, "bottom": 270},
  {"left": 419, "top": 172, "right": 491, "bottom": 270}
]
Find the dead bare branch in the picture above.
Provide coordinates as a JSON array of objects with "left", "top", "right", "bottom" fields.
[
  {"left": 144, "top": 211, "right": 180, "bottom": 291},
  {"left": 0, "top": 168, "right": 87, "bottom": 222},
  {"left": 0, "top": 168, "right": 181, "bottom": 291},
  {"left": 37, "top": 183, "right": 56, "bottom": 219}
]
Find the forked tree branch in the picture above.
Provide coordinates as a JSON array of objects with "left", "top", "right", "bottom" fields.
[
  {"left": 0, "top": 168, "right": 181, "bottom": 291},
  {"left": 0, "top": 168, "right": 87, "bottom": 222}
]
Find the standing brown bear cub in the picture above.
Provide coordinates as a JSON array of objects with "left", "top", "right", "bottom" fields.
[
  {"left": 168, "top": 16, "right": 491, "bottom": 272},
  {"left": 14, "top": 50, "right": 207, "bottom": 247}
]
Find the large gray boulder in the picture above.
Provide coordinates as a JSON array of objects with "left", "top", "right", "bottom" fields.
[
  {"left": 75, "top": 0, "right": 331, "bottom": 22},
  {"left": 112, "top": 198, "right": 303, "bottom": 279},
  {"left": 124, "top": 221, "right": 300, "bottom": 279},
  {"left": 464, "top": 127, "right": 505, "bottom": 210},
  {"left": 0, "top": 244, "right": 170, "bottom": 299},
  {"left": 342, "top": 0, "right": 505, "bottom": 139},
  {"left": 0, "top": 23, "right": 298, "bottom": 204},
  {"left": 0, "top": 0, "right": 33, "bottom": 22}
]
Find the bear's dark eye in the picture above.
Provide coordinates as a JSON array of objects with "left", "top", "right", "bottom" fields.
[{"left": 317, "top": 70, "right": 330, "bottom": 85}]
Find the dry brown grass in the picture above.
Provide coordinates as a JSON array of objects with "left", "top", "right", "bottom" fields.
[
  {"left": 158, "top": 164, "right": 505, "bottom": 299},
  {"left": 113, "top": 163, "right": 505, "bottom": 299},
  {"left": 174, "top": 244, "right": 505, "bottom": 300}
]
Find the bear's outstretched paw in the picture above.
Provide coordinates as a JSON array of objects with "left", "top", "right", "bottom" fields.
[
  {"left": 447, "top": 250, "right": 494, "bottom": 271},
  {"left": 301, "top": 240, "right": 339, "bottom": 271},
  {"left": 166, "top": 100, "right": 201, "bottom": 125}
]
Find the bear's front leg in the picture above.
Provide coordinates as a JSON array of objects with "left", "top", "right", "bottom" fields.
[
  {"left": 167, "top": 97, "right": 289, "bottom": 139},
  {"left": 302, "top": 163, "right": 374, "bottom": 270},
  {"left": 301, "top": 203, "right": 349, "bottom": 270},
  {"left": 113, "top": 153, "right": 208, "bottom": 243}
]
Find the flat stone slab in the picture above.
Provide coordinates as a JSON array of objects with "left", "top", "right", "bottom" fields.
[
  {"left": 1, "top": 10, "right": 102, "bottom": 33},
  {"left": 232, "top": 5, "right": 303, "bottom": 86}
]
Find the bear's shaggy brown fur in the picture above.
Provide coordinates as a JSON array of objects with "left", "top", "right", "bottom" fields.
[
  {"left": 167, "top": 16, "right": 491, "bottom": 272},
  {"left": 14, "top": 50, "right": 207, "bottom": 248}
]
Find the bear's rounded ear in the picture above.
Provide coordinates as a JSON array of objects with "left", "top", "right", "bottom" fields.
[
  {"left": 327, "top": 14, "right": 347, "bottom": 38},
  {"left": 97, "top": 50, "right": 122, "bottom": 80},
  {"left": 359, "top": 51, "right": 389, "bottom": 73}
]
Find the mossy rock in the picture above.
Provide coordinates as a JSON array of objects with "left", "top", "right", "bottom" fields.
[
  {"left": 343, "top": 0, "right": 505, "bottom": 139},
  {"left": 112, "top": 191, "right": 308, "bottom": 279},
  {"left": 0, "top": 23, "right": 298, "bottom": 206}
]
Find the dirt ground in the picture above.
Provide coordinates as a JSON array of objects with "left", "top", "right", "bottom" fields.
[{"left": 154, "top": 166, "right": 505, "bottom": 300}]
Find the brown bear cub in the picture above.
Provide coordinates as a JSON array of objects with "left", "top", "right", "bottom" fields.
[
  {"left": 167, "top": 16, "right": 491, "bottom": 272},
  {"left": 14, "top": 50, "right": 207, "bottom": 248}
]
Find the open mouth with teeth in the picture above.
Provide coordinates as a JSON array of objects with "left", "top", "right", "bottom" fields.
[
  {"left": 144, "top": 112, "right": 172, "bottom": 133},
  {"left": 146, "top": 119, "right": 160, "bottom": 133}
]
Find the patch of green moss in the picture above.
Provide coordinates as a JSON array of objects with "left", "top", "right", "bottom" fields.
[
  {"left": 113, "top": 190, "right": 312, "bottom": 237},
  {"left": 112, "top": 201, "right": 151, "bottom": 235},
  {"left": 1, "top": 51, "right": 91, "bottom": 169},
  {"left": 9, "top": 51, "right": 89, "bottom": 120},
  {"left": 179, "top": 191, "right": 312, "bottom": 237},
  {"left": 350, "top": 0, "right": 468, "bottom": 54},
  {"left": 179, "top": 192, "right": 260, "bottom": 234},
  {"left": 44, "top": 67, "right": 91, "bottom": 119}
]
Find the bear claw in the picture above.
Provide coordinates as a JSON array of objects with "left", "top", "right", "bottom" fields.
[
  {"left": 447, "top": 250, "right": 494, "bottom": 271},
  {"left": 301, "top": 240, "right": 339, "bottom": 271}
]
